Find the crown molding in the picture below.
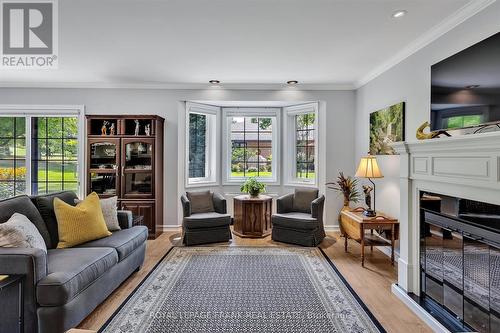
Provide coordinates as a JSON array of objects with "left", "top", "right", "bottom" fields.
[
  {"left": 0, "top": 81, "right": 355, "bottom": 91},
  {"left": 354, "top": 0, "right": 497, "bottom": 89}
]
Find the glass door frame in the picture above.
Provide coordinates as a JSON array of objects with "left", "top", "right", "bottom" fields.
[
  {"left": 88, "top": 137, "right": 121, "bottom": 197},
  {"left": 121, "top": 137, "right": 155, "bottom": 199},
  {"left": 0, "top": 105, "right": 85, "bottom": 198}
]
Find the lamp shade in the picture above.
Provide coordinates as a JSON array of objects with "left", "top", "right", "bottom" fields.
[{"left": 355, "top": 155, "right": 384, "bottom": 178}]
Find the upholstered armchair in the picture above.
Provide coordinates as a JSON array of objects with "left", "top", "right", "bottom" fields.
[
  {"left": 181, "top": 190, "right": 232, "bottom": 246},
  {"left": 271, "top": 188, "right": 326, "bottom": 246}
]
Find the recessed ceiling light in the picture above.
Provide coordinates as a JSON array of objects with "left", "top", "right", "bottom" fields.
[
  {"left": 466, "top": 85, "right": 480, "bottom": 89},
  {"left": 287, "top": 80, "right": 298, "bottom": 85},
  {"left": 392, "top": 10, "right": 407, "bottom": 18},
  {"left": 209, "top": 80, "right": 220, "bottom": 84}
]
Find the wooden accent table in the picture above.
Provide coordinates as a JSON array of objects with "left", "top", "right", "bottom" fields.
[
  {"left": 233, "top": 195, "right": 272, "bottom": 238},
  {"left": 340, "top": 207, "right": 399, "bottom": 267}
]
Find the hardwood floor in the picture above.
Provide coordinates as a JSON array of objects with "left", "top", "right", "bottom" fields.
[{"left": 77, "top": 230, "right": 431, "bottom": 333}]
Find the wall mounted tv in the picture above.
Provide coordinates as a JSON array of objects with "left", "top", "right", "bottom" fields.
[{"left": 431, "top": 32, "right": 500, "bottom": 131}]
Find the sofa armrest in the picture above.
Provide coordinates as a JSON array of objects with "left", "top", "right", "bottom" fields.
[
  {"left": 181, "top": 194, "right": 191, "bottom": 217},
  {"left": 0, "top": 247, "right": 47, "bottom": 282},
  {"left": 117, "top": 210, "right": 133, "bottom": 229},
  {"left": 277, "top": 193, "right": 294, "bottom": 214},
  {"left": 0, "top": 247, "right": 47, "bottom": 333},
  {"left": 213, "top": 192, "right": 227, "bottom": 214},
  {"left": 311, "top": 195, "right": 325, "bottom": 219}
]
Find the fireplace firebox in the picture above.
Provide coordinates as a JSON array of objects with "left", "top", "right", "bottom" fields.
[{"left": 418, "top": 192, "right": 500, "bottom": 333}]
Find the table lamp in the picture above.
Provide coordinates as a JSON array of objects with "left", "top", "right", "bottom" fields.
[{"left": 355, "top": 154, "right": 384, "bottom": 217}]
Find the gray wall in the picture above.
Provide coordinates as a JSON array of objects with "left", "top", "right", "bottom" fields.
[
  {"left": 0, "top": 88, "right": 355, "bottom": 228},
  {"left": 355, "top": 2, "right": 500, "bottom": 218}
]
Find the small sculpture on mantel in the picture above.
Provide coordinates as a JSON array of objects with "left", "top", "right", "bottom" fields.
[
  {"left": 109, "top": 123, "right": 115, "bottom": 135},
  {"left": 416, "top": 121, "right": 451, "bottom": 140},
  {"left": 134, "top": 119, "right": 140, "bottom": 136},
  {"left": 145, "top": 124, "right": 151, "bottom": 136},
  {"left": 101, "top": 121, "right": 109, "bottom": 136}
]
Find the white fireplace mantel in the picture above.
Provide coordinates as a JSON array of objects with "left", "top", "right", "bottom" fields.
[{"left": 390, "top": 131, "right": 500, "bottom": 332}]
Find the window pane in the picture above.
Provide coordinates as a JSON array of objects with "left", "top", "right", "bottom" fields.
[
  {"left": 0, "top": 139, "right": 15, "bottom": 159},
  {"left": 0, "top": 160, "right": 14, "bottom": 180},
  {"left": 64, "top": 162, "right": 78, "bottom": 182},
  {"left": 295, "top": 113, "right": 316, "bottom": 181},
  {"left": 229, "top": 116, "right": 275, "bottom": 179},
  {"left": 47, "top": 162, "right": 63, "bottom": 181},
  {"left": 188, "top": 113, "right": 207, "bottom": 179},
  {"left": 63, "top": 118, "right": 78, "bottom": 138},
  {"left": 0, "top": 182, "right": 14, "bottom": 199},
  {"left": 15, "top": 160, "right": 26, "bottom": 180},
  {"left": 64, "top": 139, "right": 78, "bottom": 160},
  {"left": 32, "top": 117, "right": 79, "bottom": 195}
]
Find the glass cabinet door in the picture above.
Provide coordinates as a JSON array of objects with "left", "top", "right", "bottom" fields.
[
  {"left": 88, "top": 139, "right": 120, "bottom": 197},
  {"left": 121, "top": 139, "right": 154, "bottom": 198},
  {"left": 89, "top": 140, "right": 119, "bottom": 170}
]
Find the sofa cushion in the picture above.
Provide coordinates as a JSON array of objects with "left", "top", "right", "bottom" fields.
[
  {"left": 37, "top": 247, "right": 118, "bottom": 306},
  {"left": 54, "top": 192, "right": 111, "bottom": 249},
  {"left": 31, "top": 191, "right": 78, "bottom": 249},
  {"left": 186, "top": 190, "right": 214, "bottom": 214},
  {"left": 77, "top": 226, "right": 148, "bottom": 261},
  {"left": 272, "top": 213, "right": 318, "bottom": 230},
  {"left": 184, "top": 212, "right": 231, "bottom": 229},
  {"left": 292, "top": 188, "right": 319, "bottom": 213},
  {"left": 0, "top": 213, "right": 47, "bottom": 253},
  {"left": 0, "top": 195, "right": 52, "bottom": 248}
]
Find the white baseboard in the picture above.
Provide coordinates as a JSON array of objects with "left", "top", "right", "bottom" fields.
[
  {"left": 391, "top": 284, "right": 450, "bottom": 333},
  {"left": 324, "top": 225, "right": 340, "bottom": 232},
  {"left": 161, "top": 225, "right": 181, "bottom": 232}
]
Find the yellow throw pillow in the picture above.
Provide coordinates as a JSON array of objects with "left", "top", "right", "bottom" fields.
[{"left": 54, "top": 192, "right": 112, "bottom": 248}]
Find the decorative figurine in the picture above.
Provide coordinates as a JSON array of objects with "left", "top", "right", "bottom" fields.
[
  {"left": 134, "top": 120, "right": 140, "bottom": 136},
  {"left": 109, "top": 123, "right": 115, "bottom": 135},
  {"left": 416, "top": 121, "right": 451, "bottom": 140},
  {"left": 101, "top": 121, "right": 109, "bottom": 136},
  {"left": 145, "top": 124, "right": 151, "bottom": 136},
  {"left": 362, "top": 185, "right": 375, "bottom": 217}
]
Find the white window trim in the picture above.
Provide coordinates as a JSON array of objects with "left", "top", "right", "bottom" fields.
[
  {"left": 222, "top": 107, "right": 281, "bottom": 185},
  {"left": 0, "top": 105, "right": 86, "bottom": 198},
  {"left": 283, "top": 102, "right": 319, "bottom": 187},
  {"left": 185, "top": 102, "right": 219, "bottom": 188}
]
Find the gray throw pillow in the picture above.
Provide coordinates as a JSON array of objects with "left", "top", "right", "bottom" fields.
[
  {"left": 186, "top": 190, "right": 214, "bottom": 214},
  {"left": 0, "top": 213, "right": 47, "bottom": 253},
  {"left": 293, "top": 188, "right": 319, "bottom": 213},
  {"left": 75, "top": 196, "right": 121, "bottom": 231}
]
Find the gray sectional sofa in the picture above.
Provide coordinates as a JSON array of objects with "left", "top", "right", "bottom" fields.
[{"left": 0, "top": 191, "right": 148, "bottom": 333}]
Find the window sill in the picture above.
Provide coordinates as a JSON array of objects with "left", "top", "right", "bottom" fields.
[
  {"left": 186, "top": 180, "right": 218, "bottom": 188},
  {"left": 284, "top": 180, "right": 318, "bottom": 188}
]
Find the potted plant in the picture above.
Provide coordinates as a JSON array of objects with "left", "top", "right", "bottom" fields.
[
  {"left": 241, "top": 177, "right": 266, "bottom": 197},
  {"left": 326, "top": 172, "right": 361, "bottom": 227}
]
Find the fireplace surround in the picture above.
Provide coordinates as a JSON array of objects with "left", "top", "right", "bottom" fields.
[{"left": 391, "top": 131, "right": 500, "bottom": 333}]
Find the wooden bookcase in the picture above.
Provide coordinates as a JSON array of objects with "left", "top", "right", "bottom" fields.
[{"left": 86, "top": 115, "right": 164, "bottom": 239}]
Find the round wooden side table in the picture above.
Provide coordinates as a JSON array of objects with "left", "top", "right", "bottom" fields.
[{"left": 233, "top": 194, "right": 272, "bottom": 238}]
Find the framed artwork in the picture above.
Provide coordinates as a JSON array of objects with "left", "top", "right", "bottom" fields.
[{"left": 369, "top": 102, "right": 405, "bottom": 155}]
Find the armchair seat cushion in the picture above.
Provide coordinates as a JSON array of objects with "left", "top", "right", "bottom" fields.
[
  {"left": 184, "top": 213, "right": 231, "bottom": 229},
  {"left": 37, "top": 247, "right": 118, "bottom": 306},
  {"left": 272, "top": 213, "right": 319, "bottom": 230},
  {"left": 76, "top": 226, "right": 148, "bottom": 261}
]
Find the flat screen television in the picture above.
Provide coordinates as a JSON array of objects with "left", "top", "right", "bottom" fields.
[{"left": 431, "top": 32, "right": 500, "bottom": 131}]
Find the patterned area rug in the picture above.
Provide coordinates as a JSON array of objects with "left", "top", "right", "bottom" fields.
[{"left": 100, "top": 247, "right": 385, "bottom": 333}]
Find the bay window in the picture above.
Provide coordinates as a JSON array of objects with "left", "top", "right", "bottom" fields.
[
  {"left": 186, "top": 102, "right": 218, "bottom": 186},
  {"left": 223, "top": 108, "right": 280, "bottom": 184},
  {"left": 283, "top": 103, "right": 318, "bottom": 186}
]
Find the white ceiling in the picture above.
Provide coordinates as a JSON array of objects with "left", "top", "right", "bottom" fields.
[{"left": 0, "top": 0, "right": 486, "bottom": 89}]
